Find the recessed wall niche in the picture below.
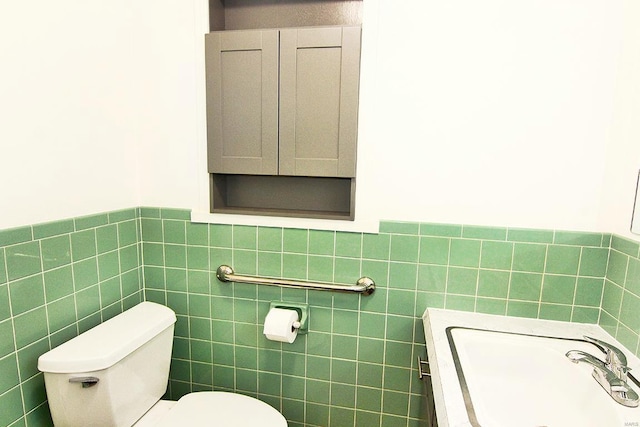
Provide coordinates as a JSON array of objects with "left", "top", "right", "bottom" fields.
[
  {"left": 209, "top": 0, "right": 363, "bottom": 31},
  {"left": 206, "top": 0, "right": 364, "bottom": 221}
]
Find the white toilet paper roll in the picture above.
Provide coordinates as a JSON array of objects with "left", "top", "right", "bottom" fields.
[{"left": 263, "top": 308, "right": 300, "bottom": 343}]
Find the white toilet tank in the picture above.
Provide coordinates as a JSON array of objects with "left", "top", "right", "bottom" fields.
[{"left": 38, "top": 302, "right": 177, "bottom": 427}]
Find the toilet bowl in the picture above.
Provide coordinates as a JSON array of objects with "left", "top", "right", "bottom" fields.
[
  {"left": 135, "top": 392, "right": 286, "bottom": 427},
  {"left": 38, "top": 302, "right": 286, "bottom": 427}
]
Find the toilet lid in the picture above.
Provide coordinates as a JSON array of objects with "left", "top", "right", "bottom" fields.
[{"left": 155, "top": 392, "right": 287, "bottom": 427}]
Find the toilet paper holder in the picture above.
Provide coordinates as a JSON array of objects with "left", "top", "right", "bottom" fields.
[{"left": 269, "top": 302, "right": 308, "bottom": 335}]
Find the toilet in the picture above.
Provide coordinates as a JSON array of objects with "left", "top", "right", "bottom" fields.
[{"left": 37, "top": 302, "right": 287, "bottom": 427}]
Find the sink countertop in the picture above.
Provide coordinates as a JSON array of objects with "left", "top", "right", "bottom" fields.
[{"left": 422, "top": 308, "right": 640, "bottom": 427}]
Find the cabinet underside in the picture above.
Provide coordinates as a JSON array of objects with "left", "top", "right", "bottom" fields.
[{"left": 211, "top": 174, "right": 355, "bottom": 220}]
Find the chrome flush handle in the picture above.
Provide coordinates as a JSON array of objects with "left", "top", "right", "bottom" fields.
[{"left": 69, "top": 376, "right": 99, "bottom": 388}]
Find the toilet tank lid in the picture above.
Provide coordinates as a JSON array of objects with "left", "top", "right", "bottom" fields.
[{"left": 38, "top": 302, "right": 176, "bottom": 373}]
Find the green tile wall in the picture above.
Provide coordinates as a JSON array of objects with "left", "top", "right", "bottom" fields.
[
  {"left": 140, "top": 209, "right": 618, "bottom": 427},
  {"left": 599, "top": 235, "right": 640, "bottom": 356},
  {"left": 1, "top": 206, "right": 638, "bottom": 427},
  {"left": 0, "top": 209, "right": 143, "bottom": 427}
]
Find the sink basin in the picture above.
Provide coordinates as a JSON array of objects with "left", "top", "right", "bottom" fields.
[
  {"left": 423, "top": 309, "right": 640, "bottom": 427},
  {"left": 449, "top": 327, "right": 640, "bottom": 427}
]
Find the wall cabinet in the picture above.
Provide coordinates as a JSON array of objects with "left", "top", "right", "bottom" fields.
[
  {"left": 205, "top": 25, "right": 361, "bottom": 219},
  {"left": 206, "top": 29, "right": 279, "bottom": 175},
  {"left": 206, "top": 26, "right": 360, "bottom": 178}
]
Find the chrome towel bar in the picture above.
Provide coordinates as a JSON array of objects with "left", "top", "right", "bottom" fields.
[{"left": 216, "top": 265, "right": 375, "bottom": 296}]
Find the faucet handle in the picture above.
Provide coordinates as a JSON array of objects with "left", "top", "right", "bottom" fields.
[{"left": 584, "top": 336, "right": 628, "bottom": 372}]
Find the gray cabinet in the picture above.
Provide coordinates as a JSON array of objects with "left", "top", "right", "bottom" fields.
[
  {"left": 279, "top": 26, "right": 360, "bottom": 177},
  {"left": 205, "top": 29, "right": 279, "bottom": 175},
  {"left": 205, "top": 26, "right": 361, "bottom": 178}
]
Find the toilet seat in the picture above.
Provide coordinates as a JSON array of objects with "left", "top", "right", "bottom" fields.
[{"left": 153, "top": 392, "right": 287, "bottom": 427}]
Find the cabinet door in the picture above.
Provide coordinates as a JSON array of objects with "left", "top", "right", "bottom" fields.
[
  {"left": 205, "top": 30, "right": 279, "bottom": 175},
  {"left": 279, "top": 26, "right": 361, "bottom": 178}
]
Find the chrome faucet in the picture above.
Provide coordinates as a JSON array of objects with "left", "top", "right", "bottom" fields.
[
  {"left": 566, "top": 336, "right": 639, "bottom": 407},
  {"left": 583, "top": 335, "right": 629, "bottom": 381}
]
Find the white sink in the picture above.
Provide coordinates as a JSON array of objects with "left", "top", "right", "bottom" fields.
[
  {"left": 451, "top": 328, "right": 639, "bottom": 426},
  {"left": 423, "top": 309, "right": 640, "bottom": 427}
]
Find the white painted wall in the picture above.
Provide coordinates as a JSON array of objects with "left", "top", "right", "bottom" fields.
[
  {"left": 131, "top": 0, "right": 203, "bottom": 211},
  {"left": 370, "top": 0, "right": 622, "bottom": 231},
  {"left": 368, "top": 0, "right": 640, "bottom": 236},
  {"left": 0, "top": 1, "right": 141, "bottom": 229},
  {"left": 2, "top": 0, "right": 640, "bottom": 238},
  {"left": 598, "top": 0, "right": 640, "bottom": 238}
]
